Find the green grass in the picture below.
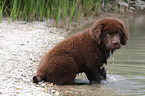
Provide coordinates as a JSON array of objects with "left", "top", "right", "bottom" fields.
[
  {"left": 1, "top": 0, "right": 118, "bottom": 27},
  {"left": 1, "top": 0, "right": 6, "bottom": 23}
]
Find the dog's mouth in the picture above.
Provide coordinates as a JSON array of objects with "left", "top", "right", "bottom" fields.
[
  {"left": 112, "top": 44, "right": 121, "bottom": 49},
  {"left": 107, "top": 44, "right": 121, "bottom": 51}
]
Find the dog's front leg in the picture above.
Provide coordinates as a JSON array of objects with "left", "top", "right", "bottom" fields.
[{"left": 85, "top": 66, "right": 103, "bottom": 84}]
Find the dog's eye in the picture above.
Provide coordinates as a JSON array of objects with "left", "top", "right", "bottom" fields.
[
  {"left": 116, "top": 33, "right": 121, "bottom": 36},
  {"left": 105, "top": 33, "right": 110, "bottom": 37},
  {"left": 104, "top": 32, "right": 109, "bottom": 36}
]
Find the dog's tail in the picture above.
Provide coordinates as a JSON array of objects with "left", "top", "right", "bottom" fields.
[{"left": 33, "top": 75, "right": 42, "bottom": 84}]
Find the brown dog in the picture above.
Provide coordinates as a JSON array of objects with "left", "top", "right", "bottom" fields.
[{"left": 33, "top": 18, "right": 129, "bottom": 84}]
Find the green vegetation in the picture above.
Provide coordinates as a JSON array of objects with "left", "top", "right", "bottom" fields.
[{"left": 1, "top": 0, "right": 118, "bottom": 27}]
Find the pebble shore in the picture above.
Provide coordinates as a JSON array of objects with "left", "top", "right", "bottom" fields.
[{"left": 0, "top": 19, "right": 67, "bottom": 96}]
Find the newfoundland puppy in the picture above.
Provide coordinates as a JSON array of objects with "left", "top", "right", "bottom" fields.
[{"left": 33, "top": 18, "right": 129, "bottom": 84}]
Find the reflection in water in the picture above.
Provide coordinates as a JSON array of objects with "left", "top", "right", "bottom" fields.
[{"left": 62, "top": 14, "right": 145, "bottom": 96}]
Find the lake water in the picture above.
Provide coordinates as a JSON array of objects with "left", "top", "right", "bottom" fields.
[
  {"left": 107, "top": 14, "right": 145, "bottom": 95},
  {"left": 57, "top": 14, "right": 145, "bottom": 96}
]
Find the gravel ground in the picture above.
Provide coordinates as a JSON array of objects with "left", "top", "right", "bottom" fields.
[{"left": 0, "top": 19, "right": 67, "bottom": 96}]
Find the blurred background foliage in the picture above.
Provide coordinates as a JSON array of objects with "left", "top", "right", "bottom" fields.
[{"left": 1, "top": 0, "right": 145, "bottom": 27}]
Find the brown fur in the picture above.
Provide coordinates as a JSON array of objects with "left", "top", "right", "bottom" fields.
[{"left": 33, "top": 18, "right": 129, "bottom": 85}]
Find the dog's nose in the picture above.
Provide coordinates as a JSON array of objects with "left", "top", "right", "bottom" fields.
[{"left": 112, "top": 41, "right": 119, "bottom": 45}]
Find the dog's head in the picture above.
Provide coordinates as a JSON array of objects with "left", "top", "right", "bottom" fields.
[{"left": 90, "top": 18, "right": 129, "bottom": 51}]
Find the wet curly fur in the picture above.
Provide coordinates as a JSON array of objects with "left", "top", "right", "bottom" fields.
[{"left": 33, "top": 18, "right": 129, "bottom": 85}]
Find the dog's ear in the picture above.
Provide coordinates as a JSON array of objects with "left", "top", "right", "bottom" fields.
[
  {"left": 120, "top": 23, "right": 129, "bottom": 45},
  {"left": 90, "top": 21, "right": 104, "bottom": 44},
  {"left": 114, "top": 18, "right": 129, "bottom": 45}
]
